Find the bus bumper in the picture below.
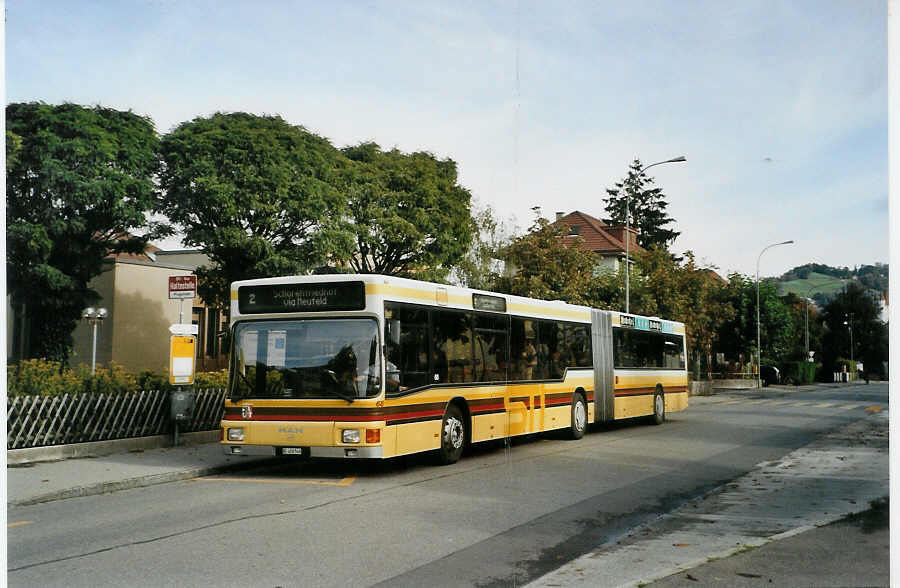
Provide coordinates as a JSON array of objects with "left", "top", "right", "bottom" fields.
[{"left": 222, "top": 444, "right": 384, "bottom": 458}]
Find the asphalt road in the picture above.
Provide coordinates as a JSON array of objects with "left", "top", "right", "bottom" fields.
[{"left": 7, "top": 383, "right": 888, "bottom": 588}]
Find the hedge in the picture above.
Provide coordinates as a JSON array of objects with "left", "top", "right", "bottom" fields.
[{"left": 7, "top": 359, "right": 229, "bottom": 397}]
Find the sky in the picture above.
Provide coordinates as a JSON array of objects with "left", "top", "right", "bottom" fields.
[{"left": 5, "top": 0, "right": 890, "bottom": 278}]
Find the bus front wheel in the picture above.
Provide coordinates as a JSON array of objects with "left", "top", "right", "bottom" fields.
[
  {"left": 438, "top": 403, "right": 466, "bottom": 465},
  {"left": 568, "top": 392, "right": 587, "bottom": 440}
]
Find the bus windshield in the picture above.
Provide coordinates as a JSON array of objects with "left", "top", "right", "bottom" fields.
[{"left": 229, "top": 318, "right": 381, "bottom": 401}]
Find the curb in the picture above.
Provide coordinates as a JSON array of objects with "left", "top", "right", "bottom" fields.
[
  {"left": 7, "top": 430, "right": 221, "bottom": 465},
  {"left": 9, "top": 455, "right": 280, "bottom": 507}
]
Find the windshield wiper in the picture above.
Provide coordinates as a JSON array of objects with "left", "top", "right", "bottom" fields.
[{"left": 324, "top": 369, "right": 356, "bottom": 403}]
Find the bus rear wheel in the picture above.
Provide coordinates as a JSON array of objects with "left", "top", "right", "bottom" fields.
[
  {"left": 438, "top": 403, "right": 466, "bottom": 465},
  {"left": 650, "top": 389, "right": 665, "bottom": 425},
  {"left": 568, "top": 392, "right": 587, "bottom": 439}
]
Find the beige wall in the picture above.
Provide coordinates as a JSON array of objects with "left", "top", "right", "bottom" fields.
[
  {"left": 595, "top": 255, "right": 621, "bottom": 274},
  {"left": 110, "top": 263, "right": 195, "bottom": 373},
  {"left": 71, "top": 266, "right": 117, "bottom": 369},
  {"left": 71, "top": 261, "right": 196, "bottom": 373}
]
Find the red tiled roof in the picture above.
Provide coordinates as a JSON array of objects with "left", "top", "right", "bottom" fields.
[{"left": 551, "top": 210, "right": 643, "bottom": 255}]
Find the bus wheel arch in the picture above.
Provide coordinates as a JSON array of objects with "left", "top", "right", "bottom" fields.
[
  {"left": 651, "top": 385, "right": 665, "bottom": 425},
  {"left": 568, "top": 389, "right": 588, "bottom": 440},
  {"left": 438, "top": 398, "right": 470, "bottom": 465}
]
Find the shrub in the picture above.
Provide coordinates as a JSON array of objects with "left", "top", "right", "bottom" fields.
[
  {"left": 195, "top": 369, "right": 229, "bottom": 389},
  {"left": 7, "top": 359, "right": 82, "bottom": 396},
  {"left": 7, "top": 360, "right": 228, "bottom": 396},
  {"left": 137, "top": 369, "right": 174, "bottom": 391}
]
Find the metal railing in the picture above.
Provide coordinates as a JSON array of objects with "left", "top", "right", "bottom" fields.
[{"left": 7, "top": 388, "right": 225, "bottom": 450}]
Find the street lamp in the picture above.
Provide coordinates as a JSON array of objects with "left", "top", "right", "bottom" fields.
[
  {"left": 843, "top": 313, "right": 854, "bottom": 380},
  {"left": 81, "top": 307, "right": 108, "bottom": 375},
  {"left": 625, "top": 156, "right": 687, "bottom": 314},
  {"left": 756, "top": 240, "right": 793, "bottom": 388}
]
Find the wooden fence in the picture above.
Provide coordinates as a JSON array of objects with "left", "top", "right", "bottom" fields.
[{"left": 7, "top": 389, "right": 226, "bottom": 450}]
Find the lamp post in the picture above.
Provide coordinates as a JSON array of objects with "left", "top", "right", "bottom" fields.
[
  {"left": 624, "top": 156, "right": 686, "bottom": 314},
  {"left": 81, "top": 307, "right": 108, "bottom": 375},
  {"left": 843, "top": 313, "right": 854, "bottom": 380},
  {"left": 756, "top": 240, "right": 794, "bottom": 388}
]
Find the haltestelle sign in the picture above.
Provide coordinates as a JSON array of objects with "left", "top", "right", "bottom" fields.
[{"left": 168, "top": 275, "right": 197, "bottom": 299}]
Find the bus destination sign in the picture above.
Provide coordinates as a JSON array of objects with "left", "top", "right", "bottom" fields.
[
  {"left": 620, "top": 314, "right": 663, "bottom": 332},
  {"left": 238, "top": 281, "right": 366, "bottom": 314}
]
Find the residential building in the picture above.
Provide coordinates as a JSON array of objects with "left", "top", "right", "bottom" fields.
[{"left": 551, "top": 210, "right": 643, "bottom": 272}]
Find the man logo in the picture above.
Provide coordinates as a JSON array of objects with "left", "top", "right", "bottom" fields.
[{"left": 242, "top": 405, "right": 253, "bottom": 419}]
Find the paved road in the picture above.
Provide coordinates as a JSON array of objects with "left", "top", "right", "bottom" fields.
[{"left": 7, "top": 383, "right": 888, "bottom": 587}]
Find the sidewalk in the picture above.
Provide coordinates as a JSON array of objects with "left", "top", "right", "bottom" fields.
[
  {"left": 6, "top": 436, "right": 276, "bottom": 507},
  {"left": 527, "top": 406, "right": 889, "bottom": 588}
]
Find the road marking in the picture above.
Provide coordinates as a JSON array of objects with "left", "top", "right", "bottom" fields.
[
  {"left": 194, "top": 475, "right": 357, "bottom": 487},
  {"left": 769, "top": 400, "right": 791, "bottom": 405},
  {"left": 815, "top": 403, "right": 836, "bottom": 408},
  {"left": 790, "top": 401, "right": 813, "bottom": 406},
  {"left": 8, "top": 521, "right": 33, "bottom": 528},
  {"left": 839, "top": 404, "right": 860, "bottom": 410},
  {"left": 866, "top": 406, "right": 885, "bottom": 412}
]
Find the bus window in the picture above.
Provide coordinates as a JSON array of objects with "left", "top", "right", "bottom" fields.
[
  {"left": 432, "top": 309, "right": 472, "bottom": 384},
  {"left": 474, "top": 313, "right": 509, "bottom": 382},
  {"left": 384, "top": 304, "right": 430, "bottom": 391}
]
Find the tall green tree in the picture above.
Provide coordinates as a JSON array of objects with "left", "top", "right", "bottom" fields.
[
  {"left": 158, "top": 112, "right": 352, "bottom": 308},
  {"left": 6, "top": 102, "right": 165, "bottom": 362},
  {"left": 449, "top": 201, "right": 513, "bottom": 290},
  {"left": 716, "top": 274, "right": 794, "bottom": 366},
  {"left": 338, "top": 142, "right": 473, "bottom": 282},
  {"left": 604, "top": 159, "right": 680, "bottom": 250},
  {"left": 821, "top": 283, "right": 888, "bottom": 378},
  {"left": 494, "top": 215, "right": 596, "bottom": 305}
]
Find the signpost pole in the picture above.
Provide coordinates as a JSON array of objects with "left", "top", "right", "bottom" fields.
[{"left": 168, "top": 275, "right": 198, "bottom": 447}]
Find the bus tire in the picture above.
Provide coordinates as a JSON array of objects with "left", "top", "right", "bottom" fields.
[
  {"left": 438, "top": 403, "right": 466, "bottom": 465},
  {"left": 650, "top": 389, "right": 665, "bottom": 425},
  {"left": 568, "top": 392, "right": 587, "bottom": 440}
]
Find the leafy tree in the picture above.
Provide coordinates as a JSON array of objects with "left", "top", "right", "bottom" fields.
[
  {"left": 449, "top": 200, "right": 513, "bottom": 290},
  {"left": 494, "top": 215, "right": 596, "bottom": 305},
  {"left": 158, "top": 112, "right": 352, "bottom": 308},
  {"left": 6, "top": 102, "right": 165, "bottom": 362},
  {"left": 820, "top": 283, "right": 888, "bottom": 378},
  {"left": 604, "top": 159, "right": 680, "bottom": 250},
  {"left": 782, "top": 292, "right": 825, "bottom": 362},
  {"left": 338, "top": 142, "right": 473, "bottom": 282},
  {"left": 592, "top": 248, "right": 733, "bottom": 377},
  {"left": 716, "top": 274, "right": 794, "bottom": 367}
]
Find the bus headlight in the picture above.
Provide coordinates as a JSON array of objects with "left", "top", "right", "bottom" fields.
[
  {"left": 342, "top": 429, "right": 361, "bottom": 444},
  {"left": 227, "top": 428, "right": 245, "bottom": 442}
]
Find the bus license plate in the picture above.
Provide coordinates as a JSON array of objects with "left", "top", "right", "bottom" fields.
[{"left": 281, "top": 447, "right": 305, "bottom": 456}]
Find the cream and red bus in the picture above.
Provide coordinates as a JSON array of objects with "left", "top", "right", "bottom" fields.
[{"left": 221, "top": 274, "right": 688, "bottom": 464}]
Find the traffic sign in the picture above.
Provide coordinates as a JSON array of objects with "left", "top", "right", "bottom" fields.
[{"left": 168, "top": 275, "right": 197, "bottom": 299}]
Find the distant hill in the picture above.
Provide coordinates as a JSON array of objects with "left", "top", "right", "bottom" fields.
[{"left": 774, "top": 263, "right": 888, "bottom": 307}]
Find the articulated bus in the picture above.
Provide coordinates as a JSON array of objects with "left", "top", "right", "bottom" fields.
[{"left": 221, "top": 274, "right": 688, "bottom": 464}]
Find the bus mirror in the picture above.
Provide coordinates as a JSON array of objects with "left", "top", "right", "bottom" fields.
[{"left": 387, "top": 320, "right": 401, "bottom": 345}]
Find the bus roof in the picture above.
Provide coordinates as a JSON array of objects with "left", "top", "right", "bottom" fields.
[{"left": 230, "top": 273, "right": 685, "bottom": 329}]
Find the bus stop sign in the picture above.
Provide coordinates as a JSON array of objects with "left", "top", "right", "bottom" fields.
[
  {"left": 169, "top": 335, "right": 196, "bottom": 385},
  {"left": 169, "top": 275, "right": 197, "bottom": 299}
]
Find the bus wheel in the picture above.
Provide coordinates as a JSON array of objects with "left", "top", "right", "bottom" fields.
[
  {"left": 568, "top": 393, "right": 587, "bottom": 440},
  {"left": 439, "top": 403, "right": 466, "bottom": 465},
  {"left": 651, "top": 390, "right": 665, "bottom": 425}
]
